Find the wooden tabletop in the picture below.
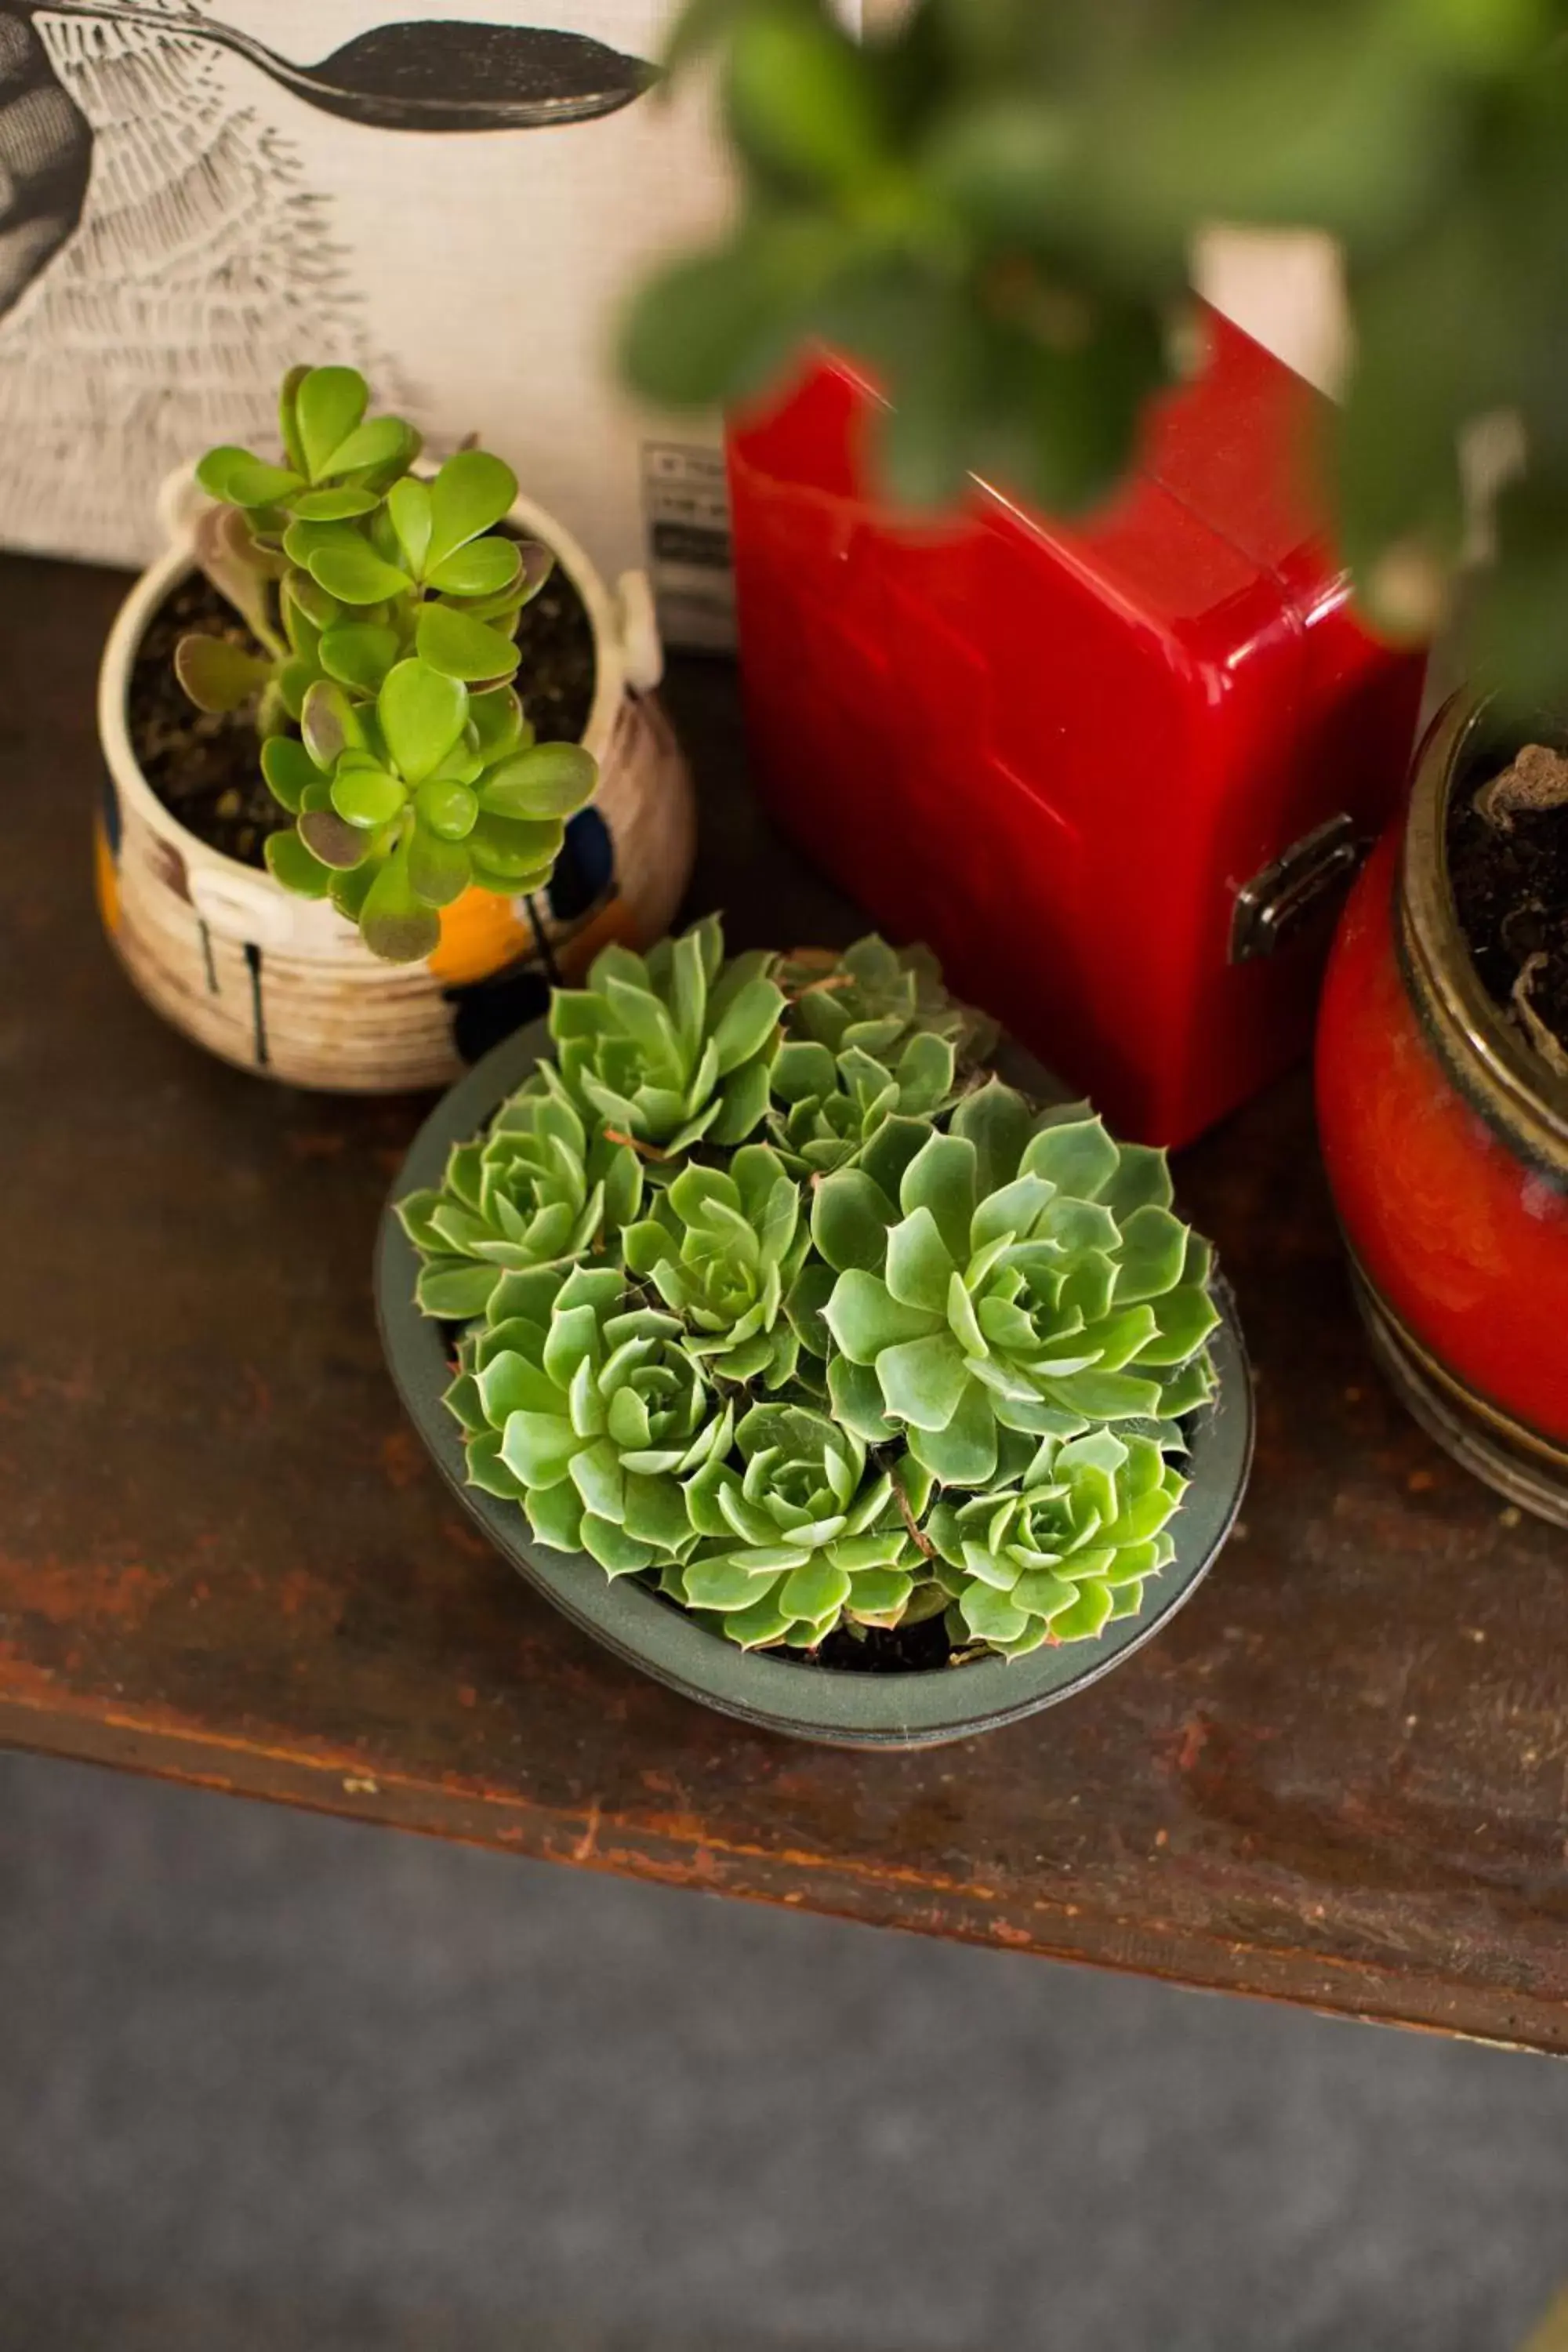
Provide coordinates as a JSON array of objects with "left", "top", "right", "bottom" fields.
[{"left": 5, "top": 548, "right": 1566, "bottom": 2053}]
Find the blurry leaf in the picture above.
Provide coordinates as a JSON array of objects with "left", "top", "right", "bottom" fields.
[
  {"left": 1470, "top": 476, "right": 1568, "bottom": 719},
  {"left": 319, "top": 620, "right": 401, "bottom": 692},
  {"left": 388, "top": 477, "right": 433, "bottom": 576},
  {"left": 726, "top": 5, "right": 888, "bottom": 194},
  {"left": 480, "top": 742, "right": 597, "bottom": 818},
  {"left": 202, "top": 452, "right": 305, "bottom": 510},
  {"left": 300, "top": 679, "right": 363, "bottom": 770},
  {"left": 278, "top": 365, "right": 310, "bottom": 477},
  {"left": 514, "top": 539, "right": 555, "bottom": 607},
  {"left": 173, "top": 633, "right": 270, "bottom": 713},
  {"left": 1072, "top": 10, "right": 1462, "bottom": 263},
  {"left": 191, "top": 503, "right": 271, "bottom": 634},
  {"left": 329, "top": 861, "right": 378, "bottom": 924},
  {"left": 260, "top": 735, "right": 318, "bottom": 814},
  {"left": 307, "top": 541, "right": 413, "bottom": 605},
  {"left": 470, "top": 684, "right": 526, "bottom": 760},
  {"left": 289, "top": 485, "right": 380, "bottom": 521},
  {"left": 263, "top": 829, "right": 334, "bottom": 898},
  {"left": 874, "top": 291, "right": 985, "bottom": 510},
  {"left": 278, "top": 659, "right": 318, "bottom": 724},
  {"left": 361, "top": 843, "right": 442, "bottom": 962},
  {"left": 296, "top": 366, "right": 368, "bottom": 478},
  {"left": 923, "top": 96, "right": 1074, "bottom": 234},
  {"left": 379, "top": 658, "right": 467, "bottom": 785},
  {"left": 427, "top": 450, "right": 519, "bottom": 568},
  {"left": 282, "top": 515, "right": 363, "bottom": 568},
  {"left": 331, "top": 765, "right": 408, "bottom": 829},
  {"left": 416, "top": 601, "right": 522, "bottom": 684},
  {"left": 408, "top": 821, "right": 473, "bottom": 906},
  {"left": 416, "top": 777, "right": 479, "bottom": 840},
  {"left": 284, "top": 572, "right": 343, "bottom": 631},
  {"left": 325, "top": 414, "right": 416, "bottom": 477},
  {"left": 426, "top": 537, "right": 523, "bottom": 598},
  {"left": 620, "top": 215, "right": 850, "bottom": 408},
  {"left": 468, "top": 808, "right": 566, "bottom": 877},
  {"left": 662, "top": 0, "right": 754, "bottom": 79},
  {"left": 299, "top": 808, "right": 374, "bottom": 869},
  {"left": 974, "top": 296, "right": 1168, "bottom": 516}
]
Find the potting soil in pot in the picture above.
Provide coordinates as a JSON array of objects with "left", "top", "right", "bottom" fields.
[
  {"left": 1449, "top": 742, "right": 1568, "bottom": 1073},
  {"left": 126, "top": 560, "right": 597, "bottom": 870}
]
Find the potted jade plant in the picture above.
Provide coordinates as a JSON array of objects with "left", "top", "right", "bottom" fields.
[
  {"left": 97, "top": 364, "right": 694, "bottom": 1092},
  {"left": 1318, "top": 703, "right": 1568, "bottom": 1526},
  {"left": 377, "top": 920, "right": 1252, "bottom": 1747}
]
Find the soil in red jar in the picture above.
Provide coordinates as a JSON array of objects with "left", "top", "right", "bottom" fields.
[
  {"left": 1448, "top": 759, "right": 1568, "bottom": 1052},
  {"left": 126, "top": 558, "right": 597, "bottom": 871}
]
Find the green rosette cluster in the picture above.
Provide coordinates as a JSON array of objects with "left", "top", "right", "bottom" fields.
[
  {"left": 673, "top": 1403, "right": 946, "bottom": 1650},
  {"left": 768, "top": 1029, "right": 960, "bottom": 1175},
  {"left": 811, "top": 1080, "right": 1218, "bottom": 1486},
  {"left": 779, "top": 935, "right": 996, "bottom": 1063},
  {"left": 549, "top": 916, "right": 785, "bottom": 1152},
  {"left": 395, "top": 1064, "right": 644, "bottom": 1319},
  {"left": 448, "top": 1263, "right": 733, "bottom": 1571},
  {"left": 408, "top": 917, "right": 1225, "bottom": 1662},
  {"left": 927, "top": 1428, "right": 1187, "bottom": 1658},
  {"left": 622, "top": 1143, "right": 807, "bottom": 1386}
]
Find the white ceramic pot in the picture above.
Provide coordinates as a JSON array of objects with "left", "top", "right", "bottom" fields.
[{"left": 96, "top": 468, "right": 696, "bottom": 1092}]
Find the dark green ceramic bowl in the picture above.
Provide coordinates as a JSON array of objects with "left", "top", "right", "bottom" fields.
[{"left": 376, "top": 1018, "right": 1254, "bottom": 1749}]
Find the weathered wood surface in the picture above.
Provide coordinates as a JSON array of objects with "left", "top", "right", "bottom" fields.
[{"left": 4, "top": 550, "right": 1566, "bottom": 2051}]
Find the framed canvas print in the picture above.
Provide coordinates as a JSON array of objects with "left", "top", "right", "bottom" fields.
[{"left": 0, "top": 0, "right": 737, "bottom": 643}]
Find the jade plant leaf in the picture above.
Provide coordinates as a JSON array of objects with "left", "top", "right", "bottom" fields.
[
  {"left": 416, "top": 602, "right": 522, "bottom": 684},
  {"left": 183, "top": 365, "right": 597, "bottom": 960},
  {"left": 426, "top": 448, "right": 518, "bottom": 568},
  {"left": 378, "top": 659, "right": 467, "bottom": 786}
]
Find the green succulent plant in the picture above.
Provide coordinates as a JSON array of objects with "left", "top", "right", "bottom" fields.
[
  {"left": 176, "top": 363, "right": 596, "bottom": 960},
  {"left": 779, "top": 935, "right": 996, "bottom": 1064},
  {"left": 551, "top": 916, "right": 786, "bottom": 1153},
  {"left": 622, "top": 1142, "right": 808, "bottom": 1385},
  {"left": 768, "top": 1028, "right": 960, "bottom": 1174},
  {"left": 445, "top": 1263, "right": 734, "bottom": 1573},
  {"left": 669, "top": 1400, "right": 946, "bottom": 1650},
  {"left": 928, "top": 1426, "right": 1188, "bottom": 1657},
  {"left": 396, "top": 1065, "right": 644, "bottom": 1319},
  {"left": 812, "top": 1080, "right": 1219, "bottom": 1486},
  {"left": 400, "top": 922, "right": 1231, "bottom": 1668}
]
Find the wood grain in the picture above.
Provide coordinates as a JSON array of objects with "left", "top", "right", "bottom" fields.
[{"left": 4, "top": 550, "right": 1566, "bottom": 2053}]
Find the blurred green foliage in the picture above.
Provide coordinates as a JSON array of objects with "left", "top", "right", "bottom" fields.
[{"left": 622, "top": 0, "right": 1568, "bottom": 707}]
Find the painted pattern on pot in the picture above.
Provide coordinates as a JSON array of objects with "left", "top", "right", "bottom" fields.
[
  {"left": 96, "top": 467, "right": 696, "bottom": 1093},
  {"left": 1317, "top": 695, "right": 1568, "bottom": 1524}
]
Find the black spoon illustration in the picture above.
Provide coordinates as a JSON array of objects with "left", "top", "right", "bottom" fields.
[{"left": 28, "top": 3, "right": 657, "bottom": 129}]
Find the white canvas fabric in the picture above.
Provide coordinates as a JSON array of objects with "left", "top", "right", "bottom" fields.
[{"left": 0, "top": 0, "right": 740, "bottom": 645}]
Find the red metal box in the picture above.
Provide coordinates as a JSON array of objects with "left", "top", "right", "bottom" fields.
[{"left": 725, "top": 312, "right": 1427, "bottom": 1146}]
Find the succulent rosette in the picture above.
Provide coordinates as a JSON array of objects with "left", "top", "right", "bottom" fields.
[
  {"left": 779, "top": 934, "right": 996, "bottom": 1064},
  {"left": 406, "top": 918, "right": 1226, "bottom": 1666},
  {"left": 927, "top": 1427, "right": 1188, "bottom": 1657},
  {"left": 552, "top": 916, "right": 786, "bottom": 1153},
  {"left": 622, "top": 1143, "right": 808, "bottom": 1385},
  {"left": 670, "top": 1401, "right": 946, "bottom": 1650},
  {"left": 812, "top": 1080, "right": 1219, "bottom": 1486},
  {"left": 445, "top": 1264, "right": 732, "bottom": 1572},
  {"left": 768, "top": 1029, "right": 960, "bottom": 1174},
  {"left": 398, "top": 1064, "right": 644, "bottom": 1317}
]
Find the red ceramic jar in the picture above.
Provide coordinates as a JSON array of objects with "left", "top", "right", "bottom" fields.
[{"left": 1317, "top": 696, "right": 1568, "bottom": 1522}]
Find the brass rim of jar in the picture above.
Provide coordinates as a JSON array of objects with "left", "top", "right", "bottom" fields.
[{"left": 1399, "top": 691, "right": 1568, "bottom": 1187}]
